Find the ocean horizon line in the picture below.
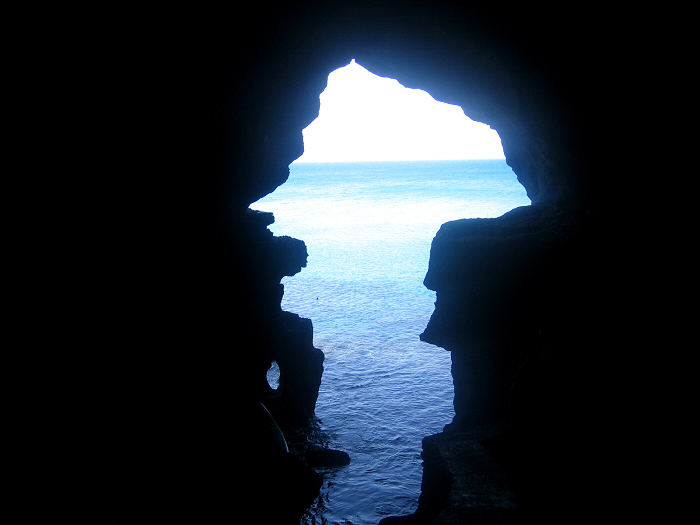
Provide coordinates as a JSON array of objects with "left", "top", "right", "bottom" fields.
[{"left": 291, "top": 157, "right": 507, "bottom": 165}]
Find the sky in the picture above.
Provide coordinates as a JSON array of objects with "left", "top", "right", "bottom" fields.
[{"left": 294, "top": 59, "right": 505, "bottom": 163}]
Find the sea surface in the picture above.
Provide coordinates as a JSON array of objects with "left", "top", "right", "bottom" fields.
[{"left": 252, "top": 160, "right": 530, "bottom": 524}]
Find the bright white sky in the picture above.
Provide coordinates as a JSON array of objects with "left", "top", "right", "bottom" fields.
[{"left": 294, "top": 59, "right": 505, "bottom": 163}]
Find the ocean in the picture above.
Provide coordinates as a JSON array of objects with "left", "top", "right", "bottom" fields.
[{"left": 251, "top": 159, "right": 530, "bottom": 524}]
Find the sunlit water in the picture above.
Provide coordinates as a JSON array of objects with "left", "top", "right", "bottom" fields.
[{"left": 252, "top": 160, "right": 530, "bottom": 524}]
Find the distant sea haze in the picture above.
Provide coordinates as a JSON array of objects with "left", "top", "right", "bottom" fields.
[{"left": 253, "top": 159, "right": 530, "bottom": 525}]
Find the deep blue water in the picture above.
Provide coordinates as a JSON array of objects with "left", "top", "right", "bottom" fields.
[{"left": 252, "top": 160, "right": 530, "bottom": 524}]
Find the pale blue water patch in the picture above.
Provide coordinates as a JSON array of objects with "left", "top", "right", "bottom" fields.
[{"left": 252, "top": 160, "right": 530, "bottom": 524}]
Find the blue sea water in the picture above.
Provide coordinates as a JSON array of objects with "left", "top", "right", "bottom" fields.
[{"left": 252, "top": 159, "right": 530, "bottom": 524}]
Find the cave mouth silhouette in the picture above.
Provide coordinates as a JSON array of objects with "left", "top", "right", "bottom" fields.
[{"left": 252, "top": 62, "right": 531, "bottom": 525}]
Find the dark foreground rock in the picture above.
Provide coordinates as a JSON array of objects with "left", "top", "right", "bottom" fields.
[
  {"left": 263, "top": 311, "right": 325, "bottom": 429},
  {"left": 380, "top": 201, "right": 633, "bottom": 524},
  {"left": 305, "top": 446, "right": 351, "bottom": 468},
  {"left": 244, "top": 403, "right": 323, "bottom": 524},
  {"left": 379, "top": 428, "right": 520, "bottom": 525}
]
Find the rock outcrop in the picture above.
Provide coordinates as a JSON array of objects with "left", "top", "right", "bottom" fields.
[
  {"left": 421, "top": 204, "right": 591, "bottom": 429},
  {"left": 390, "top": 204, "right": 624, "bottom": 523},
  {"left": 232, "top": 209, "right": 326, "bottom": 521},
  {"left": 238, "top": 209, "right": 324, "bottom": 429}
]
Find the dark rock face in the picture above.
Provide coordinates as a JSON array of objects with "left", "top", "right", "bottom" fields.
[
  {"left": 232, "top": 209, "right": 324, "bottom": 430},
  {"left": 305, "top": 446, "right": 351, "bottom": 468},
  {"left": 408, "top": 203, "right": 623, "bottom": 523},
  {"left": 264, "top": 311, "right": 325, "bottom": 427},
  {"left": 421, "top": 204, "right": 590, "bottom": 428},
  {"left": 74, "top": 2, "right": 654, "bottom": 524},
  {"left": 229, "top": 210, "right": 326, "bottom": 522}
]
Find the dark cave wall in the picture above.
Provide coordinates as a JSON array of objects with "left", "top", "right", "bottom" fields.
[
  {"left": 221, "top": 4, "right": 588, "bottom": 209},
  {"left": 82, "top": 2, "right": 647, "bottom": 523},
  {"left": 218, "top": 2, "right": 629, "bottom": 211}
]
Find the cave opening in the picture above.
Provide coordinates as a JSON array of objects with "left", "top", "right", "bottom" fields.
[
  {"left": 252, "top": 59, "right": 530, "bottom": 524},
  {"left": 267, "top": 361, "right": 280, "bottom": 391}
]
